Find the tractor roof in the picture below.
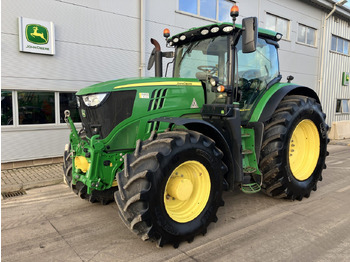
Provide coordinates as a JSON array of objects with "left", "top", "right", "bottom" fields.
[{"left": 167, "top": 22, "right": 279, "bottom": 47}]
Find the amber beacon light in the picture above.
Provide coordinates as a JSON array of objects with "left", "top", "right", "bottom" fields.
[
  {"left": 163, "top": 28, "right": 170, "bottom": 38},
  {"left": 230, "top": 5, "right": 239, "bottom": 18}
]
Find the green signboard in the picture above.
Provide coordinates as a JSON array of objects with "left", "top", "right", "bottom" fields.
[{"left": 343, "top": 72, "right": 349, "bottom": 86}]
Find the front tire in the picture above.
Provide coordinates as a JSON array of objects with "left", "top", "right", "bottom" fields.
[
  {"left": 115, "top": 130, "right": 226, "bottom": 247},
  {"left": 260, "top": 95, "right": 328, "bottom": 200}
]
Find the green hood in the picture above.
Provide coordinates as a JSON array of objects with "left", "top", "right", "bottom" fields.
[{"left": 76, "top": 77, "right": 202, "bottom": 96}]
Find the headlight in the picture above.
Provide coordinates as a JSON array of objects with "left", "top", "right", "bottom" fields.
[
  {"left": 82, "top": 93, "right": 108, "bottom": 107},
  {"left": 223, "top": 26, "right": 233, "bottom": 33}
]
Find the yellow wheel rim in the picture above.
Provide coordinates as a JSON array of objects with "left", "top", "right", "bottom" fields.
[
  {"left": 289, "top": 119, "right": 320, "bottom": 181},
  {"left": 164, "top": 161, "right": 211, "bottom": 223}
]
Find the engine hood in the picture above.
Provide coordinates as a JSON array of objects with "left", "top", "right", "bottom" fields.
[{"left": 76, "top": 77, "right": 202, "bottom": 96}]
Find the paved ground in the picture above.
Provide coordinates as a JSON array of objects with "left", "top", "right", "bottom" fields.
[
  {"left": 1, "top": 144, "right": 350, "bottom": 261},
  {"left": 1, "top": 164, "right": 62, "bottom": 194}
]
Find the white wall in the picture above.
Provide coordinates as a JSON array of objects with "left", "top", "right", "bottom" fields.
[{"left": 1, "top": 0, "right": 141, "bottom": 162}]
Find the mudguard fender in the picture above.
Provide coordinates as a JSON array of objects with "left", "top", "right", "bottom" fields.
[{"left": 251, "top": 84, "right": 320, "bottom": 123}]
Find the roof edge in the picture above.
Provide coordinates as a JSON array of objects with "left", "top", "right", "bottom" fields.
[{"left": 301, "top": 0, "right": 350, "bottom": 20}]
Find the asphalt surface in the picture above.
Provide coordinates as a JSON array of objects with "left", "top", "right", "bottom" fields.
[{"left": 1, "top": 144, "right": 350, "bottom": 262}]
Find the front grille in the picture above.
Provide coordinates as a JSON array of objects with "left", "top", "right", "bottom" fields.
[{"left": 78, "top": 90, "right": 136, "bottom": 139}]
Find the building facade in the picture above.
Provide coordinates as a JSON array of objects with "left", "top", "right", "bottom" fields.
[{"left": 1, "top": 0, "right": 350, "bottom": 165}]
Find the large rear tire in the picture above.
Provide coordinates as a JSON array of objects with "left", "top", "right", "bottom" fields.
[
  {"left": 260, "top": 95, "right": 328, "bottom": 200},
  {"left": 115, "top": 130, "right": 226, "bottom": 247}
]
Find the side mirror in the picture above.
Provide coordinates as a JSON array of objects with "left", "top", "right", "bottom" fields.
[{"left": 242, "top": 17, "right": 258, "bottom": 53}]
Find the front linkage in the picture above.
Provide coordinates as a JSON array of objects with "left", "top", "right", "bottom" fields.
[{"left": 64, "top": 110, "right": 121, "bottom": 196}]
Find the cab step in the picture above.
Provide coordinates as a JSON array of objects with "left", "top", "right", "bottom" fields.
[
  {"left": 241, "top": 183, "right": 261, "bottom": 194},
  {"left": 242, "top": 149, "right": 253, "bottom": 155},
  {"left": 241, "top": 172, "right": 262, "bottom": 194},
  {"left": 243, "top": 166, "right": 257, "bottom": 173}
]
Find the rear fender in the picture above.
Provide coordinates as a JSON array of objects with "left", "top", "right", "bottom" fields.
[{"left": 250, "top": 84, "right": 320, "bottom": 123}]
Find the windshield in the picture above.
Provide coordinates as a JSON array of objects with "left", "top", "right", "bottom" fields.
[
  {"left": 174, "top": 35, "right": 229, "bottom": 84},
  {"left": 174, "top": 35, "right": 229, "bottom": 104}
]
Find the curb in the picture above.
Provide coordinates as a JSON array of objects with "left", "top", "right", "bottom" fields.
[
  {"left": 329, "top": 140, "right": 350, "bottom": 146},
  {"left": 1, "top": 178, "right": 63, "bottom": 194}
]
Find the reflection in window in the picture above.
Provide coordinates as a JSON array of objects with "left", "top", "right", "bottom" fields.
[
  {"left": 337, "top": 38, "right": 344, "bottom": 53},
  {"left": 265, "top": 13, "right": 289, "bottom": 39},
  {"left": 306, "top": 27, "right": 315, "bottom": 45},
  {"left": 59, "top": 93, "right": 80, "bottom": 123},
  {"left": 331, "top": 35, "right": 337, "bottom": 51},
  {"left": 174, "top": 35, "right": 228, "bottom": 84},
  {"left": 336, "top": 99, "right": 350, "bottom": 113},
  {"left": 179, "top": 0, "right": 197, "bottom": 15},
  {"left": 1, "top": 91, "right": 13, "bottom": 125},
  {"left": 173, "top": 35, "right": 229, "bottom": 104},
  {"left": 218, "top": 0, "right": 233, "bottom": 21},
  {"left": 200, "top": 0, "right": 216, "bottom": 20},
  {"left": 331, "top": 35, "right": 349, "bottom": 55},
  {"left": 18, "top": 91, "right": 55, "bottom": 124},
  {"left": 179, "top": 0, "right": 235, "bottom": 22},
  {"left": 237, "top": 38, "right": 280, "bottom": 120},
  {"left": 297, "top": 25, "right": 305, "bottom": 43},
  {"left": 297, "top": 24, "right": 316, "bottom": 46}
]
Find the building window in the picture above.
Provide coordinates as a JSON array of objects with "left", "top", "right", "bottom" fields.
[
  {"left": 265, "top": 13, "right": 289, "bottom": 40},
  {"left": 59, "top": 93, "right": 80, "bottom": 123},
  {"left": 200, "top": 0, "right": 217, "bottom": 20},
  {"left": 297, "top": 24, "right": 316, "bottom": 46},
  {"left": 1, "top": 91, "right": 13, "bottom": 125},
  {"left": 18, "top": 91, "right": 55, "bottom": 125},
  {"left": 331, "top": 35, "right": 349, "bottom": 55},
  {"left": 218, "top": 0, "right": 233, "bottom": 21},
  {"left": 336, "top": 99, "right": 350, "bottom": 113},
  {"left": 1, "top": 90, "right": 81, "bottom": 126},
  {"left": 179, "top": 0, "right": 235, "bottom": 22},
  {"left": 179, "top": 0, "right": 197, "bottom": 14}
]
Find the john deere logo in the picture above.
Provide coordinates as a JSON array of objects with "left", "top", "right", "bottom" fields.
[{"left": 26, "top": 24, "right": 48, "bottom": 45}]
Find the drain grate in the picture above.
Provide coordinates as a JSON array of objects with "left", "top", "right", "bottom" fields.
[{"left": 2, "top": 189, "right": 27, "bottom": 199}]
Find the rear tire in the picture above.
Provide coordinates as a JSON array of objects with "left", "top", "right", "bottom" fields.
[
  {"left": 115, "top": 130, "right": 226, "bottom": 247},
  {"left": 260, "top": 95, "right": 328, "bottom": 200}
]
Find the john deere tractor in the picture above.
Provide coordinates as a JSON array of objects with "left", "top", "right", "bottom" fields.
[{"left": 63, "top": 6, "right": 328, "bottom": 247}]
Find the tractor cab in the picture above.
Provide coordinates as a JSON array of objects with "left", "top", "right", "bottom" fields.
[
  {"left": 149, "top": 12, "right": 282, "bottom": 123},
  {"left": 170, "top": 27, "right": 281, "bottom": 121}
]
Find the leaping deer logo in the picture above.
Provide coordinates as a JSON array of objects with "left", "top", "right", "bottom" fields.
[
  {"left": 30, "top": 26, "right": 47, "bottom": 42},
  {"left": 26, "top": 24, "right": 48, "bottom": 44}
]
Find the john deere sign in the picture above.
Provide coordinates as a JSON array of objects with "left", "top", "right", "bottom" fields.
[{"left": 19, "top": 17, "right": 55, "bottom": 55}]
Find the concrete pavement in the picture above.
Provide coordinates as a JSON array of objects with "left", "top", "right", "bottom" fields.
[{"left": 2, "top": 144, "right": 350, "bottom": 261}]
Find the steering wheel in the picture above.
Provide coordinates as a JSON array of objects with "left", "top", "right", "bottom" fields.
[{"left": 197, "top": 65, "right": 218, "bottom": 74}]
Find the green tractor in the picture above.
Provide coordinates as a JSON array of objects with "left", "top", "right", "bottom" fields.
[{"left": 63, "top": 6, "right": 328, "bottom": 248}]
